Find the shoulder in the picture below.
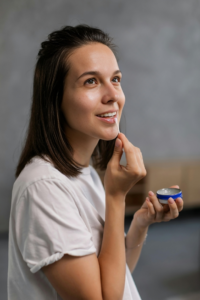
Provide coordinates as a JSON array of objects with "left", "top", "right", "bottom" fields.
[{"left": 12, "top": 156, "right": 72, "bottom": 201}]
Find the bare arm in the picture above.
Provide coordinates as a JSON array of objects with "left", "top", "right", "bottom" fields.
[
  {"left": 98, "top": 195, "right": 126, "bottom": 300},
  {"left": 125, "top": 184, "right": 184, "bottom": 274},
  {"left": 42, "top": 194, "right": 126, "bottom": 300},
  {"left": 125, "top": 217, "right": 148, "bottom": 274},
  {"left": 42, "top": 132, "right": 146, "bottom": 300}
]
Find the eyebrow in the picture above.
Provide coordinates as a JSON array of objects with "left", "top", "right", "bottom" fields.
[{"left": 76, "top": 69, "right": 122, "bottom": 81}]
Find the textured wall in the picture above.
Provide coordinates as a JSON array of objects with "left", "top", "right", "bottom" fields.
[{"left": 1, "top": 0, "right": 200, "bottom": 231}]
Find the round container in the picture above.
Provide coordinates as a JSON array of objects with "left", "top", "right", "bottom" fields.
[{"left": 156, "top": 188, "right": 182, "bottom": 204}]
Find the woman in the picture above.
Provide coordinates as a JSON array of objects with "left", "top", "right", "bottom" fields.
[{"left": 8, "top": 25, "right": 183, "bottom": 300}]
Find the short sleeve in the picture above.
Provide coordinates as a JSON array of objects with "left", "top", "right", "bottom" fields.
[{"left": 15, "top": 179, "right": 97, "bottom": 274}]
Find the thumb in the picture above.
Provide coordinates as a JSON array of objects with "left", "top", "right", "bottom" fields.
[
  {"left": 109, "top": 137, "right": 124, "bottom": 170},
  {"left": 112, "top": 138, "right": 123, "bottom": 160},
  {"left": 115, "top": 137, "right": 122, "bottom": 149}
]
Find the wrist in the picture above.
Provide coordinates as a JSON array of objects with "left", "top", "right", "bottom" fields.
[
  {"left": 132, "top": 213, "right": 149, "bottom": 233},
  {"left": 106, "top": 192, "right": 126, "bottom": 204},
  {"left": 125, "top": 233, "right": 148, "bottom": 250},
  {"left": 125, "top": 216, "right": 149, "bottom": 250}
]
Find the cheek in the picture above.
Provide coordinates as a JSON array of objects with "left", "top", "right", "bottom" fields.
[
  {"left": 119, "top": 90, "right": 125, "bottom": 109},
  {"left": 73, "top": 93, "right": 96, "bottom": 116},
  {"left": 62, "top": 90, "right": 97, "bottom": 123},
  {"left": 118, "top": 92, "right": 125, "bottom": 120}
]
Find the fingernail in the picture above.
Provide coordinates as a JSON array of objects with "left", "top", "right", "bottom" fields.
[
  {"left": 168, "top": 197, "right": 174, "bottom": 204},
  {"left": 176, "top": 197, "right": 182, "bottom": 203},
  {"left": 148, "top": 191, "right": 154, "bottom": 196},
  {"left": 146, "top": 197, "right": 150, "bottom": 202}
]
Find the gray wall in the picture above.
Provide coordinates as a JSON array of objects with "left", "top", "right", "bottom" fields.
[{"left": 1, "top": 0, "right": 200, "bottom": 232}]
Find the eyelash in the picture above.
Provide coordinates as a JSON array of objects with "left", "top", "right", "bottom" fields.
[
  {"left": 112, "top": 76, "right": 121, "bottom": 83},
  {"left": 85, "top": 76, "right": 121, "bottom": 85},
  {"left": 85, "top": 78, "right": 97, "bottom": 85}
]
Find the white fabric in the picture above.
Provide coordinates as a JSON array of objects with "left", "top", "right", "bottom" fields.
[{"left": 8, "top": 156, "right": 141, "bottom": 300}]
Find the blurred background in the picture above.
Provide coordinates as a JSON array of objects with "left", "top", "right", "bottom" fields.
[{"left": 1, "top": 0, "right": 200, "bottom": 299}]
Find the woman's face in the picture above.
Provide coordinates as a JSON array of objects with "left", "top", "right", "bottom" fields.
[{"left": 61, "top": 42, "right": 125, "bottom": 142}]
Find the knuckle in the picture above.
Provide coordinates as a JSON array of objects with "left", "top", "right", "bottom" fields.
[
  {"left": 142, "top": 169, "right": 147, "bottom": 177},
  {"left": 127, "top": 141, "right": 134, "bottom": 148},
  {"left": 139, "top": 173, "right": 145, "bottom": 181},
  {"left": 138, "top": 169, "right": 146, "bottom": 178},
  {"left": 134, "top": 172, "right": 141, "bottom": 179},
  {"left": 174, "top": 212, "right": 179, "bottom": 218},
  {"left": 127, "top": 146, "right": 134, "bottom": 154},
  {"left": 135, "top": 147, "right": 141, "bottom": 152},
  {"left": 138, "top": 172, "right": 144, "bottom": 179},
  {"left": 130, "top": 168, "right": 139, "bottom": 176}
]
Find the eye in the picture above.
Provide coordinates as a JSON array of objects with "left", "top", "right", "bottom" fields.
[
  {"left": 85, "top": 78, "right": 97, "bottom": 85},
  {"left": 112, "top": 76, "right": 121, "bottom": 83}
]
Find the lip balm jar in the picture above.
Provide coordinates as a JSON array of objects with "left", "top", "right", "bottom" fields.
[{"left": 156, "top": 188, "right": 182, "bottom": 204}]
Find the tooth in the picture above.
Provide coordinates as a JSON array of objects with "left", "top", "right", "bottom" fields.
[{"left": 100, "top": 112, "right": 116, "bottom": 117}]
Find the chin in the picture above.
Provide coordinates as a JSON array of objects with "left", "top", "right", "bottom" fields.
[{"left": 100, "top": 130, "right": 119, "bottom": 141}]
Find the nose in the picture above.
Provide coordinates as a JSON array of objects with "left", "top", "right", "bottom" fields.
[{"left": 101, "top": 82, "right": 119, "bottom": 104}]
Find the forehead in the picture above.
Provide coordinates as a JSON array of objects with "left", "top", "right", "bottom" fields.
[{"left": 67, "top": 43, "right": 118, "bottom": 75}]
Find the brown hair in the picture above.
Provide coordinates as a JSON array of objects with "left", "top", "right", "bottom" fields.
[{"left": 15, "top": 24, "right": 123, "bottom": 178}]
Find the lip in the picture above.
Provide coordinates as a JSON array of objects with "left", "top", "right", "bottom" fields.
[
  {"left": 96, "top": 115, "right": 117, "bottom": 124},
  {"left": 96, "top": 110, "right": 118, "bottom": 116}
]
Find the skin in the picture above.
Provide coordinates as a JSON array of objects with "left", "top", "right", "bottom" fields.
[
  {"left": 43, "top": 42, "right": 184, "bottom": 299},
  {"left": 61, "top": 42, "right": 125, "bottom": 167},
  {"left": 61, "top": 42, "right": 184, "bottom": 270}
]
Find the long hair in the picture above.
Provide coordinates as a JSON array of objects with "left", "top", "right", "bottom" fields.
[{"left": 15, "top": 24, "right": 122, "bottom": 178}]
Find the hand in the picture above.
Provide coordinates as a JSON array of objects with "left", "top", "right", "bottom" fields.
[
  {"left": 134, "top": 185, "right": 184, "bottom": 229},
  {"left": 104, "top": 132, "right": 147, "bottom": 199}
]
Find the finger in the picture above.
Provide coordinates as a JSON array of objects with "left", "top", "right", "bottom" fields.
[
  {"left": 167, "top": 197, "right": 179, "bottom": 219},
  {"left": 141, "top": 197, "right": 148, "bottom": 209},
  {"left": 163, "top": 186, "right": 181, "bottom": 215},
  {"left": 117, "top": 133, "right": 139, "bottom": 170},
  {"left": 148, "top": 191, "right": 164, "bottom": 222},
  {"left": 170, "top": 185, "right": 180, "bottom": 189},
  {"left": 135, "top": 148, "right": 147, "bottom": 177},
  {"left": 146, "top": 197, "right": 156, "bottom": 220},
  {"left": 162, "top": 212, "right": 172, "bottom": 222},
  {"left": 162, "top": 203, "right": 170, "bottom": 213},
  {"left": 163, "top": 198, "right": 182, "bottom": 221},
  {"left": 110, "top": 138, "right": 124, "bottom": 169},
  {"left": 175, "top": 197, "right": 184, "bottom": 212},
  {"left": 133, "top": 147, "right": 147, "bottom": 180}
]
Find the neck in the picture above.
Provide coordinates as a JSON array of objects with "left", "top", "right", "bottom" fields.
[{"left": 65, "top": 128, "right": 99, "bottom": 167}]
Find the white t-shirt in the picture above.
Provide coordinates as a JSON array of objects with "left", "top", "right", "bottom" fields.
[{"left": 8, "top": 156, "right": 141, "bottom": 300}]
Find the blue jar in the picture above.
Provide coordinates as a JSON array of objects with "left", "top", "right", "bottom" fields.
[{"left": 156, "top": 188, "right": 182, "bottom": 204}]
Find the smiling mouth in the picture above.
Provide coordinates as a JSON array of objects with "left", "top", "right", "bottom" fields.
[
  {"left": 96, "top": 114, "right": 118, "bottom": 125},
  {"left": 96, "top": 112, "right": 117, "bottom": 118},
  {"left": 97, "top": 115, "right": 116, "bottom": 118}
]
